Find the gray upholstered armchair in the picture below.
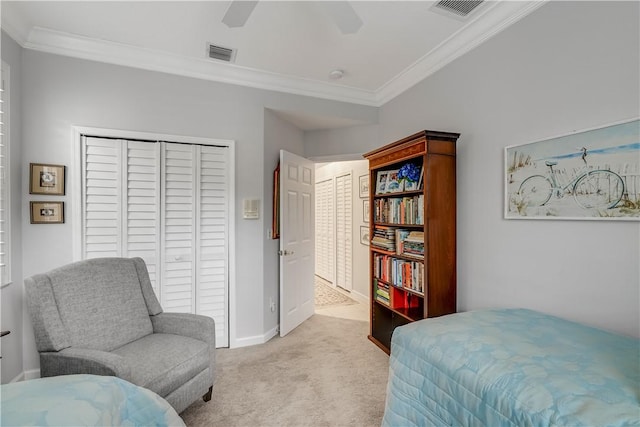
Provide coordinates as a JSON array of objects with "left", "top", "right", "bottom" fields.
[{"left": 24, "top": 257, "right": 215, "bottom": 414}]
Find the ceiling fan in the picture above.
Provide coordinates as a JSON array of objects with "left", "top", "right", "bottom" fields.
[{"left": 222, "top": 1, "right": 364, "bottom": 34}]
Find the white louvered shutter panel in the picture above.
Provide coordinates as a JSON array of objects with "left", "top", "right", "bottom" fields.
[
  {"left": 0, "top": 69, "right": 7, "bottom": 284},
  {"left": 162, "top": 142, "right": 196, "bottom": 314},
  {"left": 126, "top": 141, "right": 161, "bottom": 293},
  {"left": 344, "top": 175, "right": 352, "bottom": 290},
  {"left": 198, "top": 145, "right": 229, "bottom": 347},
  {"left": 314, "top": 180, "right": 324, "bottom": 279},
  {"left": 335, "top": 173, "right": 352, "bottom": 291},
  {"left": 326, "top": 179, "right": 335, "bottom": 282},
  {"left": 83, "top": 137, "right": 123, "bottom": 258},
  {"left": 315, "top": 179, "right": 334, "bottom": 282}
]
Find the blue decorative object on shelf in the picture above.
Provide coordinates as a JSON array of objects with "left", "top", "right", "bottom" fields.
[{"left": 398, "top": 163, "right": 420, "bottom": 183}]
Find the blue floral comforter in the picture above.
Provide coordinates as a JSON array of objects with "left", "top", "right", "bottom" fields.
[
  {"left": 0, "top": 374, "right": 185, "bottom": 426},
  {"left": 382, "top": 309, "right": 640, "bottom": 427}
]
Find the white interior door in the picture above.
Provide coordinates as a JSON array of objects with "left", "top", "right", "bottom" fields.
[{"left": 279, "top": 150, "right": 315, "bottom": 337}]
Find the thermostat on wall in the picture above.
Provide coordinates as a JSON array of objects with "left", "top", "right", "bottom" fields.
[{"left": 243, "top": 199, "right": 260, "bottom": 219}]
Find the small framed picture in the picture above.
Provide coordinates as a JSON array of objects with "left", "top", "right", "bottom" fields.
[
  {"left": 358, "top": 174, "right": 369, "bottom": 198},
  {"left": 385, "top": 169, "right": 404, "bottom": 193},
  {"left": 30, "top": 163, "right": 65, "bottom": 195},
  {"left": 30, "top": 201, "right": 64, "bottom": 224},
  {"left": 403, "top": 166, "right": 423, "bottom": 192},
  {"left": 363, "top": 199, "right": 370, "bottom": 223},
  {"left": 360, "top": 225, "right": 370, "bottom": 246},
  {"left": 375, "top": 171, "right": 389, "bottom": 194}
]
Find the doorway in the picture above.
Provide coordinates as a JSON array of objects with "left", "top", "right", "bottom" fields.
[{"left": 314, "top": 160, "right": 369, "bottom": 316}]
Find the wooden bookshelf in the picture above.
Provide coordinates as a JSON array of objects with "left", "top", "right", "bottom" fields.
[{"left": 364, "top": 130, "right": 459, "bottom": 354}]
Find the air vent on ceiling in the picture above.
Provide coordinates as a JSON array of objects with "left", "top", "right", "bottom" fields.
[
  {"left": 431, "top": 0, "right": 485, "bottom": 19},
  {"left": 207, "top": 43, "right": 236, "bottom": 63}
]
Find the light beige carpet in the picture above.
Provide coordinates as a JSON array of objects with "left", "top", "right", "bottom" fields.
[{"left": 180, "top": 314, "right": 389, "bottom": 427}]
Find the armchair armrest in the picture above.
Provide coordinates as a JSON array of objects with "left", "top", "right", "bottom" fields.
[
  {"left": 150, "top": 312, "right": 216, "bottom": 376},
  {"left": 40, "top": 348, "right": 132, "bottom": 382},
  {"left": 150, "top": 312, "right": 216, "bottom": 348}
]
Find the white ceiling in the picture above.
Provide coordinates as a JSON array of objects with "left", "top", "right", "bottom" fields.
[{"left": 1, "top": 1, "right": 544, "bottom": 108}]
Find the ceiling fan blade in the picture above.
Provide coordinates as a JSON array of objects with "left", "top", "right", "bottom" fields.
[
  {"left": 222, "top": 0, "right": 259, "bottom": 28},
  {"left": 322, "top": 1, "right": 363, "bottom": 34}
]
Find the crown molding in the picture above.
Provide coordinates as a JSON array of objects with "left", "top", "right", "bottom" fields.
[
  {"left": 0, "top": 9, "right": 29, "bottom": 46},
  {"left": 9, "top": 1, "right": 546, "bottom": 108},
  {"left": 375, "top": 1, "right": 548, "bottom": 105},
  {"left": 23, "top": 27, "right": 379, "bottom": 106}
]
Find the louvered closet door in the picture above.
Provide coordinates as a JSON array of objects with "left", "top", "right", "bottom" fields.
[
  {"left": 198, "top": 146, "right": 229, "bottom": 347},
  {"left": 161, "top": 142, "right": 229, "bottom": 347},
  {"left": 83, "top": 137, "right": 229, "bottom": 347},
  {"left": 161, "top": 143, "right": 196, "bottom": 314},
  {"left": 127, "top": 141, "right": 161, "bottom": 292},
  {"left": 315, "top": 179, "right": 333, "bottom": 282},
  {"left": 83, "top": 137, "right": 161, "bottom": 291},
  {"left": 335, "top": 173, "right": 352, "bottom": 291},
  {"left": 83, "top": 137, "right": 123, "bottom": 259}
]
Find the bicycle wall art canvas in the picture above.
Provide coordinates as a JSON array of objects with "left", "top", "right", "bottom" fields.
[{"left": 505, "top": 118, "right": 639, "bottom": 220}]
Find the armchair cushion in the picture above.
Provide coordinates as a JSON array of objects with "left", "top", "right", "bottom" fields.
[
  {"left": 46, "top": 258, "right": 153, "bottom": 351},
  {"left": 111, "top": 334, "right": 209, "bottom": 398}
]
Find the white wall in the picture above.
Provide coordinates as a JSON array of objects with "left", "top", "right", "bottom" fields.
[
  {"left": 11, "top": 47, "right": 377, "bottom": 373},
  {"left": 315, "top": 160, "right": 369, "bottom": 301},
  {"left": 0, "top": 32, "right": 24, "bottom": 383},
  {"left": 305, "top": 1, "right": 640, "bottom": 337},
  {"left": 306, "top": 124, "right": 380, "bottom": 161}
]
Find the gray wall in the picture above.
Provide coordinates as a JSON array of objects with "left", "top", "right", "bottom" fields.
[
  {"left": 0, "top": 32, "right": 24, "bottom": 383},
  {"left": 11, "top": 48, "right": 376, "bottom": 373},
  {"left": 306, "top": 1, "right": 640, "bottom": 337}
]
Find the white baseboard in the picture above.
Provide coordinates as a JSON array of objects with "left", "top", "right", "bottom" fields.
[
  {"left": 231, "top": 325, "right": 279, "bottom": 348},
  {"left": 25, "top": 369, "right": 41, "bottom": 380},
  {"left": 10, "top": 369, "right": 40, "bottom": 383},
  {"left": 350, "top": 290, "right": 369, "bottom": 304}
]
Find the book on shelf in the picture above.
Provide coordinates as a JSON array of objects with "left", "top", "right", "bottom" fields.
[
  {"left": 371, "top": 225, "right": 398, "bottom": 252},
  {"left": 373, "top": 253, "right": 424, "bottom": 294},
  {"left": 375, "top": 279, "right": 390, "bottom": 305},
  {"left": 395, "top": 229, "right": 410, "bottom": 255},
  {"left": 374, "top": 195, "right": 424, "bottom": 225},
  {"left": 399, "top": 230, "right": 425, "bottom": 259}
]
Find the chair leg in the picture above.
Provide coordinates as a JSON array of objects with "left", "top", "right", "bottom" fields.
[{"left": 203, "top": 386, "right": 213, "bottom": 402}]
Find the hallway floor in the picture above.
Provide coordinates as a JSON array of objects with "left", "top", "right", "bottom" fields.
[{"left": 314, "top": 277, "right": 369, "bottom": 322}]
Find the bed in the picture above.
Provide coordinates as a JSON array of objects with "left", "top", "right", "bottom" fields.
[
  {"left": 0, "top": 374, "right": 185, "bottom": 426},
  {"left": 382, "top": 308, "right": 639, "bottom": 427}
]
